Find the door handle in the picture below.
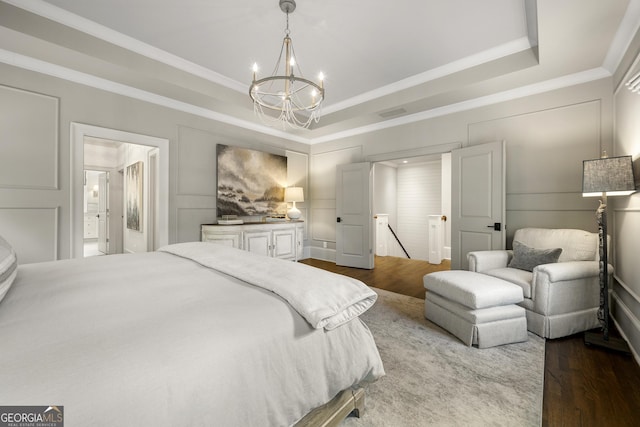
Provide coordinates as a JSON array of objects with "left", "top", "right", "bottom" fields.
[
  {"left": 487, "top": 222, "right": 501, "bottom": 231},
  {"left": 336, "top": 217, "right": 342, "bottom": 223}
]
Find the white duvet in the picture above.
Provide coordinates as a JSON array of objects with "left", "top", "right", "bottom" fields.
[{"left": 0, "top": 244, "right": 384, "bottom": 426}]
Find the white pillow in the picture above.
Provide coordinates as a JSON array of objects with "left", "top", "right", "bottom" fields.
[{"left": 0, "top": 235, "right": 17, "bottom": 304}]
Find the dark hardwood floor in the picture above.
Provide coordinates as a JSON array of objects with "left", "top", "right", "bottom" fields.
[{"left": 301, "top": 256, "right": 640, "bottom": 427}]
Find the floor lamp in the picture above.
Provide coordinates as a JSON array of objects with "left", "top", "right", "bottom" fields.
[{"left": 582, "top": 154, "right": 636, "bottom": 353}]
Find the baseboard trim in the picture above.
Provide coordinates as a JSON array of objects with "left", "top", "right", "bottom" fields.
[
  {"left": 610, "top": 290, "right": 640, "bottom": 366},
  {"left": 310, "top": 247, "right": 336, "bottom": 262}
]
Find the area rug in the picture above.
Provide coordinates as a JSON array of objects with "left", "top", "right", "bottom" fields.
[{"left": 342, "top": 288, "right": 545, "bottom": 427}]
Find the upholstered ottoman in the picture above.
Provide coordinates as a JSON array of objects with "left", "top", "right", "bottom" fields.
[{"left": 423, "top": 270, "right": 528, "bottom": 348}]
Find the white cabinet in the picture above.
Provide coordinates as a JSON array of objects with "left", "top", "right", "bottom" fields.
[
  {"left": 84, "top": 213, "right": 98, "bottom": 239},
  {"left": 295, "top": 223, "right": 304, "bottom": 260},
  {"left": 201, "top": 222, "right": 304, "bottom": 261},
  {"left": 271, "top": 228, "right": 296, "bottom": 259},
  {"left": 244, "top": 229, "right": 272, "bottom": 257},
  {"left": 201, "top": 227, "right": 242, "bottom": 249}
]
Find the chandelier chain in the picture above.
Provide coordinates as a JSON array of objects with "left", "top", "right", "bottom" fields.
[{"left": 285, "top": 12, "right": 290, "bottom": 36}]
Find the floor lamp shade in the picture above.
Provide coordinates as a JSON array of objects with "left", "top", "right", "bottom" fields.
[
  {"left": 582, "top": 154, "right": 636, "bottom": 353},
  {"left": 284, "top": 187, "right": 304, "bottom": 220},
  {"left": 582, "top": 155, "right": 636, "bottom": 196}
]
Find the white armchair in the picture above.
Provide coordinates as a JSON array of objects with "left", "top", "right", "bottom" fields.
[{"left": 467, "top": 228, "right": 610, "bottom": 339}]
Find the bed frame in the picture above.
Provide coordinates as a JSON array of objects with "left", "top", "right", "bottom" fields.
[{"left": 295, "top": 387, "right": 365, "bottom": 426}]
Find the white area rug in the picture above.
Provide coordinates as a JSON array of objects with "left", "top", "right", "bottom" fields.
[{"left": 342, "top": 288, "right": 545, "bottom": 427}]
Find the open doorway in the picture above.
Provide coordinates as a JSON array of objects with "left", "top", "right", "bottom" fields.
[
  {"left": 372, "top": 154, "right": 451, "bottom": 263},
  {"left": 83, "top": 137, "right": 155, "bottom": 257},
  {"left": 366, "top": 151, "right": 453, "bottom": 269},
  {"left": 71, "top": 123, "right": 169, "bottom": 259}
]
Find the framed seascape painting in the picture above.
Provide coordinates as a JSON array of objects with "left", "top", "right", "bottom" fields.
[
  {"left": 126, "top": 161, "right": 143, "bottom": 231},
  {"left": 216, "top": 144, "right": 287, "bottom": 217}
]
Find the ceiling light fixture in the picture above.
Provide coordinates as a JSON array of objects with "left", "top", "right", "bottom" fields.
[{"left": 250, "top": 0, "right": 325, "bottom": 130}]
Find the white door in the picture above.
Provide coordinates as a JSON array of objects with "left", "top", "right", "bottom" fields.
[
  {"left": 97, "top": 172, "right": 109, "bottom": 254},
  {"left": 451, "top": 141, "right": 505, "bottom": 270},
  {"left": 336, "top": 162, "right": 374, "bottom": 269},
  {"left": 108, "top": 169, "right": 124, "bottom": 254}
]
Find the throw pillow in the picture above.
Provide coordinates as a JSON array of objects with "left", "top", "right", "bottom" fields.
[
  {"left": 0, "top": 235, "right": 18, "bottom": 304},
  {"left": 508, "top": 240, "right": 562, "bottom": 272}
]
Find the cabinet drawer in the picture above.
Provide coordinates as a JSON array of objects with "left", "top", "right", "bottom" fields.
[{"left": 201, "top": 231, "right": 242, "bottom": 249}]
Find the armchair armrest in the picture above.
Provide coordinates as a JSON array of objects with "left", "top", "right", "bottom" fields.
[
  {"left": 531, "top": 260, "right": 614, "bottom": 316},
  {"left": 533, "top": 261, "right": 613, "bottom": 282},
  {"left": 467, "top": 250, "right": 512, "bottom": 273}
]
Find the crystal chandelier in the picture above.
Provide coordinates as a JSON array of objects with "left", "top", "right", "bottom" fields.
[{"left": 250, "top": 0, "right": 325, "bottom": 130}]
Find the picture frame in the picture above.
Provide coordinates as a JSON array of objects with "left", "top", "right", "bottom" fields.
[
  {"left": 216, "top": 144, "right": 287, "bottom": 217},
  {"left": 126, "top": 161, "right": 143, "bottom": 231}
]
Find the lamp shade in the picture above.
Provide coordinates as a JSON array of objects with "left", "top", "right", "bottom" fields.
[
  {"left": 582, "top": 155, "right": 636, "bottom": 197},
  {"left": 284, "top": 187, "right": 304, "bottom": 202}
]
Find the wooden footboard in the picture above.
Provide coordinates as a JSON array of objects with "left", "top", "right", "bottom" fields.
[{"left": 294, "top": 387, "right": 365, "bottom": 427}]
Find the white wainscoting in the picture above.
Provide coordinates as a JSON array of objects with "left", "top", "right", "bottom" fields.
[
  {"left": 469, "top": 100, "right": 603, "bottom": 240},
  {"left": 177, "top": 126, "right": 218, "bottom": 197},
  {"left": 612, "top": 208, "right": 640, "bottom": 363},
  {"left": 0, "top": 85, "right": 58, "bottom": 190},
  {"left": 0, "top": 207, "right": 58, "bottom": 264},
  {"left": 0, "top": 85, "right": 60, "bottom": 264}
]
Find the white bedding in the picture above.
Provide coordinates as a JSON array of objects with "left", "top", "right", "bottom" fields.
[
  {"left": 0, "top": 245, "right": 384, "bottom": 426},
  {"left": 159, "top": 242, "right": 378, "bottom": 330}
]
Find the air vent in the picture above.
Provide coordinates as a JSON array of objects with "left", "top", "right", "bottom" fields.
[{"left": 378, "top": 108, "right": 407, "bottom": 118}]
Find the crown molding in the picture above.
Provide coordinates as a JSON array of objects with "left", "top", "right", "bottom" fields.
[
  {"left": 322, "top": 37, "right": 533, "bottom": 115},
  {"left": 307, "top": 68, "right": 612, "bottom": 145},
  {"left": 0, "top": 0, "right": 623, "bottom": 146},
  {"left": 2, "top": 0, "right": 247, "bottom": 94},
  {"left": 603, "top": 0, "right": 640, "bottom": 74},
  {"left": 0, "top": 48, "right": 307, "bottom": 144},
  {"left": 0, "top": 46, "right": 612, "bottom": 146}
]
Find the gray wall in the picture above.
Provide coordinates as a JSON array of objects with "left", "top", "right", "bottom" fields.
[
  {"left": 306, "top": 60, "right": 640, "bottom": 361},
  {"left": 0, "top": 62, "right": 310, "bottom": 263},
  {"left": 612, "top": 28, "right": 640, "bottom": 362},
  {"left": 309, "top": 79, "right": 613, "bottom": 260}
]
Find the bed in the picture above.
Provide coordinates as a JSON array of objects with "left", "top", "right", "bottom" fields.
[{"left": 0, "top": 239, "right": 384, "bottom": 426}]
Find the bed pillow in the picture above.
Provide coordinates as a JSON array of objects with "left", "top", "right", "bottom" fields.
[
  {"left": 0, "top": 235, "right": 18, "bottom": 304},
  {"left": 508, "top": 240, "right": 562, "bottom": 272}
]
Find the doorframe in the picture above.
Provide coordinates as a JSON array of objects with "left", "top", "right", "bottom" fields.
[
  {"left": 365, "top": 141, "right": 461, "bottom": 263},
  {"left": 71, "top": 123, "right": 169, "bottom": 259},
  {"left": 147, "top": 148, "right": 159, "bottom": 251},
  {"left": 365, "top": 142, "right": 462, "bottom": 164}
]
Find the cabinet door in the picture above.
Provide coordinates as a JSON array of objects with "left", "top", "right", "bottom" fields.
[
  {"left": 244, "top": 230, "right": 272, "bottom": 257},
  {"left": 202, "top": 229, "right": 242, "bottom": 249},
  {"left": 295, "top": 225, "right": 304, "bottom": 261},
  {"left": 273, "top": 228, "right": 296, "bottom": 260}
]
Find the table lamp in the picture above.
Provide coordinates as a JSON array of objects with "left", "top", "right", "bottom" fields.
[{"left": 284, "top": 187, "right": 304, "bottom": 220}]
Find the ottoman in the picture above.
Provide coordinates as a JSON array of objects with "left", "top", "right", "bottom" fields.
[{"left": 423, "top": 270, "right": 528, "bottom": 348}]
